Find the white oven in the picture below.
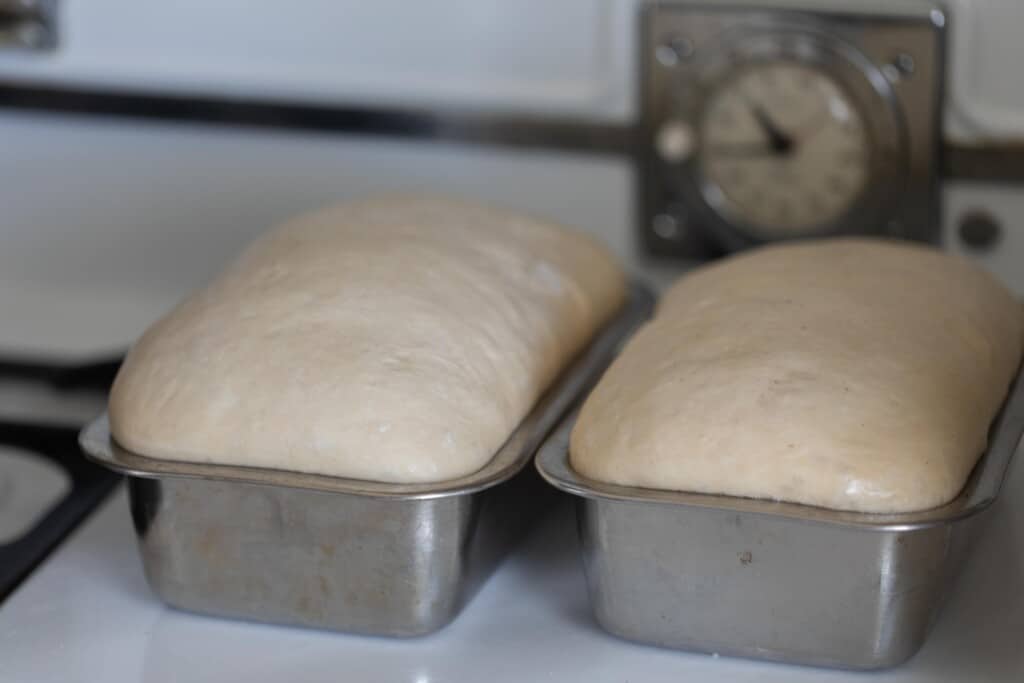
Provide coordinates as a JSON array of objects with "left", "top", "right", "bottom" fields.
[{"left": 1, "top": 2, "right": 1023, "bottom": 681}]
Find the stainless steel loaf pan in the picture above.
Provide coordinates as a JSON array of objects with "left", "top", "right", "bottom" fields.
[
  {"left": 80, "top": 283, "right": 655, "bottom": 637},
  {"left": 536, "top": 365, "right": 1024, "bottom": 669}
]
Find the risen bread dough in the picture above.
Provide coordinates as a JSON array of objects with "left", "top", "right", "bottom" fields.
[
  {"left": 571, "top": 238, "right": 1023, "bottom": 513},
  {"left": 110, "top": 196, "right": 626, "bottom": 483}
]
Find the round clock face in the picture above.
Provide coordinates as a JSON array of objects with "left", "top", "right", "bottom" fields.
[{"left": 699, "top": 61, "right": 870, "bottom": 238}]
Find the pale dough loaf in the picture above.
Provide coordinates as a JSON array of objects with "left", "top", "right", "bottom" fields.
[
  {"left": 570, "top": 238, "right": 1023, "bottom": 513},
  {"left": 110, "top": 196, "right": 626, "bottom": 483}
]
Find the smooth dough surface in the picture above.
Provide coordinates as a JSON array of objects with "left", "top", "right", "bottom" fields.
[
  {"left": 570, "top": 238, "right": 1023, "bottom": 513},
  {"left": 110, "top": 196, "right": 626, "bottom": 483}
]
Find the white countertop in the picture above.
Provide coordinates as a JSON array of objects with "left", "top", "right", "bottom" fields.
[{"left": 1, "top": 473, "right": 1022, "bottom": 683}]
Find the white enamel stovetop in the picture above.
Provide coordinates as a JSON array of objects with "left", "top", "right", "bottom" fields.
[
  {"left": 1, "top": 476, "right": 1022, "bottom": 683},
  {"left": 0, "top": 110, "right": 1021, "bottom": 682}
]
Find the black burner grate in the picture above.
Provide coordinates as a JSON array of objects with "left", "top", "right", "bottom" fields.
[{"left": 0, "top": 355, "right": 123, "bottom": 601}]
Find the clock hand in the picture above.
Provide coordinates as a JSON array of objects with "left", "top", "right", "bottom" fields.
[
  {"left": 748, "top": 103, "right": 794, "bottom": 154},
  {"left": 705, "top": 143, "right": 780, "bottom": 158}
]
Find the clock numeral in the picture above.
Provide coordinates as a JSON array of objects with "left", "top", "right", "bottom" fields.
[
  {"left": 756, "top": 69, "right": 776, "bottom": 87},
  {"left": 807, "top": 194, "right": 825, "bottom": 214},
  {"left": 726, "top": 166, "right": 746, "bottom": 183},
  {"left": 715, "top": 108, "right": 737, "bottom": 128},
  {"left": 838, "top": 149, "right": 863, "bottom": 167},
  {"left": 826, "top": 175, "right": 848, "bottom": 195},
  {"left": 775, "top": 199, "right": 792, "bottom": 220},
  {"left": 839, "top": 117, "right": 862, "bottom": 131}
]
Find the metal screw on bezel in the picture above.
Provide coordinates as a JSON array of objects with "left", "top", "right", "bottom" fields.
[
  {"left": 655, "top": 36, "right": 694, "bottom": 67},
  {"left": 958, "top": 211, "right": 1002, "bottom": 251},
  {"left": 882, "top": 53, "right": 915, "bottom": 83},
  {"left": 652, "top": 213, "right": 685, "bottom": 241}
]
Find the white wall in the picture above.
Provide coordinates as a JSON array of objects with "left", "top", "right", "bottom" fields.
[{"left": 0, "top": 0, "right": 1020, "bottom": 142}]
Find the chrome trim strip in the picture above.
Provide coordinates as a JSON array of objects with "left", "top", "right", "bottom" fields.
[
  {"left": 0, "top": 80, "right": 635, "bottom": 156},
  {"left": 0, "top": 81, "right": 1021, "bottom": 180}
]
